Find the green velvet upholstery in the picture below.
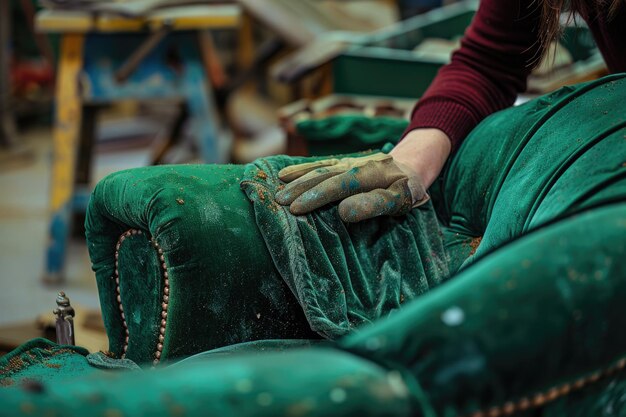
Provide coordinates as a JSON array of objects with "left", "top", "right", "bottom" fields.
[
  {"left": 241, "top": 156, "right": 449, "bottom": 339},
  {"left": 342, "top": 203, "right": 626, "bottom": 416},
  {"left": 86, "top": 157, "right": 449, "bottom": 364},
  {"left": 432, "top": 75, "right": 626, "bottom": 268},
  {"left": 296, "top": 115, "right": 410, "bottom": 156},
  {"left": 0, "top": 345, "right": 415, "bottom": 417},
  {"left": 85, "top": 165, "right": 319, "bottom": 364},
  {"left": 0, "top": 338, "right": 93, "bottom": 389},
  {"left": 2, "top": 74, "right": 623, "bottom": 416}
]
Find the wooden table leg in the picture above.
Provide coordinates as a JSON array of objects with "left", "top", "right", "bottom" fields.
[
  {"left": 0, "top": 0, "right": 17, "bottom": 148},
  {"left": 44, "top": 34, "right": 84, "bottom": 284},
  {"left": 184, "top": 64, "right": 227, "bottom": 163}
]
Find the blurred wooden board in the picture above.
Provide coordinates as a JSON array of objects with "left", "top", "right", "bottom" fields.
[
  {"left": 527, "top": 54, "right": 608, "bottom": 94},
  {"left": 238, "top": 0, "right": 382, "bottom": 47},
  {"left": 36, "top": 5, "right": 241, "bottom": 33},
  {"left": 0, "top": 303, "right": 108, "bottom": 357},
  {"left": 0, "top": 322, "right": 50, "bottom": 357}
]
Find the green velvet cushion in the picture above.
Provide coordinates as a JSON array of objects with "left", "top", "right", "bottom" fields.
[
  {"left": 296, "top": 115, "right": 410, "bottom": 156},
  {"left": 0, "top": 345, "right": 415, "bottom": 417},
  {"left": 342, "top": 203, "right": 626, "bottom": 417}
]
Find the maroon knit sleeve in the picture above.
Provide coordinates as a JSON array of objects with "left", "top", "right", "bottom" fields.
[{"left": 403, "top": 0, "right": 544, "bottom": 151}]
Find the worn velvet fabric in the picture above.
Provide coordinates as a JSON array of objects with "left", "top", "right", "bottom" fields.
[
  {"left": 0, "top": 338, "right": 92, "bottom": 388},
  {"left": 85, "top": 156, "right": 448, "bottom": 364},
  {"left": 85, "top": 165, "right": 320, "bottom": 364},
  {"left": 85, "top": 119, "right": 450, "bottom": 363},
  {"left": 343, "top": 204, "right": 626, "bottom": 417},
  {"left": 432, "top": 73, "right": 626, "bottom": 265},
  {"left": 240, "top": 156, "right": 448, "bottom": 339},
  {"left": 0, "top": 343, "right": 414, "bottom": 417},
  {"left": 343, "top": 73, "right": 626, "bottom": 416},
  {"left": 5, "top": 74, "right": 619, "bottom": 416}
]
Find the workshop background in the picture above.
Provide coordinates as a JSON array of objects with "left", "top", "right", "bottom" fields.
[{"left": 0, "top": 0, "right": 605, "bottom": 355}]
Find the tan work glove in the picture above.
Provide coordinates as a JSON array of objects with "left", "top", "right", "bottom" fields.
[{"left": 275, "top": 153, "right": 429, "bottom": 223}]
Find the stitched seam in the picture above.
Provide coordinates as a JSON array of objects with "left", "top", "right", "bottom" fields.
[{"left": 150, "top": 237, "right": 169, "bottom": 367}]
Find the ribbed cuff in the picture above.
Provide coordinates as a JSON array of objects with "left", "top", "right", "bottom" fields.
[{"left": 401, "top": 98, "right": 480, "bottom": 153}]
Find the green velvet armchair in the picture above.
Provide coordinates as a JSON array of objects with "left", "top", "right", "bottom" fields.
[{"left": 1, "top": 74, "right": 625, "bottom": 417}]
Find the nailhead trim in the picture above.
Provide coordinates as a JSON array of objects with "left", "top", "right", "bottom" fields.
[
  {"left": 464, "top": 357, "right": 626, "bottom": 417},
  {"left": 150, "top": 237, "right": 170, "bottom": 366},
  {"left": 114, "top": 229, "right": 140, "bottom": 358},
  {"left": 114, "top": 229, "right": 170, "bottom": 366}
]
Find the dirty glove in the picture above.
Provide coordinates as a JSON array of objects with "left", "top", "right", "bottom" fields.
[{"left": 275, "top": 153, "right": 429, "bottom": 223}]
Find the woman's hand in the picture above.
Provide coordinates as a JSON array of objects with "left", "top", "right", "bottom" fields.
[{"left": 275, "top": 128, "right": 452, "bottom": 223}]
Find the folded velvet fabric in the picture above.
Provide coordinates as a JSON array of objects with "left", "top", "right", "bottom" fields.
[{"left": 240, "top": 153, "right": 450, "bottom": 339}]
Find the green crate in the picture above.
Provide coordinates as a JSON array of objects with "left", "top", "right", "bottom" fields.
[
  {"left": 333, "top": 51, "right": 442, "bottom": 98},
  {"left": 561, "top": 25, "right": 597, "bottom": 62},
  {"left": 332, "top": 1, "right": 598, "bottom": 98}
]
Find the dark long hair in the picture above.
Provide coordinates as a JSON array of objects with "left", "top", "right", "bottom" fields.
[{"left": 539, "top": 0, "right": 623, "bottom": 53}]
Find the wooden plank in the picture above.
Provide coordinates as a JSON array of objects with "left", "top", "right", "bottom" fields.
[
  {"left": 236, "top": 0, "right": 378, "bottom": 47},
  {"left": 45, "top": 34, "right": 84, "bottom": 282},
  {"left": 148, "top": 5, "right": 241, "bottom": 30},
  {"left": 36, "top": 5, "right": 241, "bottom": 33},
  {"left": 0, "top": 322, "right": 47, "bottom": 356},
  {"left": 50, "top": 35, "right": 84, "bottom": 213},
  {"left": 36, "top": 10, "right": 109, "bottom": 33},
  {"left": 0, "top": 0, "right": 17, "bottom": 147}
]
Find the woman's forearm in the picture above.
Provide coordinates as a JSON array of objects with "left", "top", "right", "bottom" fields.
[{"left": 390, "top": 128, "right": 452, "bottom": 189}]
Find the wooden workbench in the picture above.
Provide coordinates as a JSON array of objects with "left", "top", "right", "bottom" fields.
[{"left": 37, "top": 4, "right": 241, "bottom": 283}]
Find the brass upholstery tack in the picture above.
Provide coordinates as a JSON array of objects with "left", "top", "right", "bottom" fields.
[{"left": 461, "top": 356, "right": 626, "bottom": 417}]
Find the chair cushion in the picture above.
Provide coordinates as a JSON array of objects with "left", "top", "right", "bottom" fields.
[{"left": 0, "top": 345, "right": 415, "bottom": 417}]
